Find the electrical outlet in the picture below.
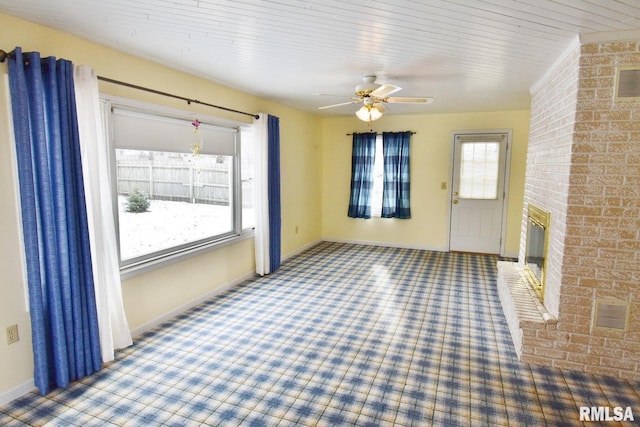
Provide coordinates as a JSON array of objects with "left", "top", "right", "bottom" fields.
[{"left": 6, "top": 324, "right": 19, "bottom": 345}]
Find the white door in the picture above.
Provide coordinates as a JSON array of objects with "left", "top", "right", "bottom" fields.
[{"left": 449, "top": 132, "right": 509, "bottom": 254}]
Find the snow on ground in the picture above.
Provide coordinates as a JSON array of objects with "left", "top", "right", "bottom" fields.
[{"left": 118, "top": 196, "right": 233, "bottom": 260}]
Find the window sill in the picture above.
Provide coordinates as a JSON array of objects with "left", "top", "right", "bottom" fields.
[{"left": 120, "top": 230, "right": 255, "bottom": 280}]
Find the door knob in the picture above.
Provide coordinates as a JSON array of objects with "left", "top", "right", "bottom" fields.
[
  {"left": 454, "top": 191, "right": 459, "bottom": 196},
  {"left": 453, "top": 199, "right": 459, "bottom": 204}
]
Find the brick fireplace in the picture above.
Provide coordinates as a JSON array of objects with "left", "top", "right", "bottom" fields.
[{"left": 498, "top": 32, "right": 640, "bottom": 380}]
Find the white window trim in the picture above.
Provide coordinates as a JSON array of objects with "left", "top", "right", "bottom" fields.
[
  {"left": 101, "top": 95, "right": 254, "bottom": 279},
  {"left": 119, "top": 232, "right": 254, "bottom": 280}
]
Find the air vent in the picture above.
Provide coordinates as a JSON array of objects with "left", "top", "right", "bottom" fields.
[
  {"left": 616, "top": 67, "right": 640, "bottom": 99},
  {"left": 593, "top": 300, "right": 630, "bottom": 331}
]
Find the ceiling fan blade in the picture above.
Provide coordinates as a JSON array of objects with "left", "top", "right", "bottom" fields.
[
  {"left": 370, "top": 84, "right": 402, "bottom": 98},
  {"left": 318, "top": 100, "right": 360, "bottom": 110},
  {"left": 312, "top": 92, "right": 353, "bottom": 98},
  {"left": 386, "top": 96, "right": 434, "bottom": 104}
]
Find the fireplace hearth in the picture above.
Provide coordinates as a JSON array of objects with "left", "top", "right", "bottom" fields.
[{"left": 495, "top": 202, "right": 556, "bottom": 361}]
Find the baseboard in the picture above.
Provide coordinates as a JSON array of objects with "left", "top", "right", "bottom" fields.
[
  {"left": 323, "top": 237, "right": 520, "bottom": 258},
  {"left": 321, "top": 237, "right": 448, "bottom": 253},
  {"left": 0, "top": 380, "right": 35, "bottom": 407},
  {"left": 282, "top": 239, "right": 322, "bottom": 262},
  {"left": 130, "top": 270, "right": 257, "bottom": 338}
]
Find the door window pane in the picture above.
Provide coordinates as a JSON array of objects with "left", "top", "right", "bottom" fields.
[{"left": 459, "top": 141, "right": 499, "bottom": 199}]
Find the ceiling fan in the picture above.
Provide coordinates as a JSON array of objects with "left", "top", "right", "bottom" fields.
[{"left": 316, "top": 75, "right": 434, "bottom": 121}]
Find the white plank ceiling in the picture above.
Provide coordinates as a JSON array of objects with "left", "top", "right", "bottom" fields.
[{"left": 1, "top": 0, "right": 640, "bottom": 116}]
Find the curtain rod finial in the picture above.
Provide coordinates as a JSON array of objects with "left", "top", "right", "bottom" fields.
[{"left": 0, "top": 50, "right": 8, "bottom": 63}]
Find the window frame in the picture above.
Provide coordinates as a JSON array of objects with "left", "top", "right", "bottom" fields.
[{"left": 101, "top": 95, "right": 254, "bottom": 279}]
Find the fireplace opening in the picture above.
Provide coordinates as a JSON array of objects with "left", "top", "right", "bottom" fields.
[{"left": 524, "top": 204, "right": 550, "bottom": 302}]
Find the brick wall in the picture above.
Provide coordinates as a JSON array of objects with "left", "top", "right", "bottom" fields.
[
  {"left": 522, "top": 40, "right": 580, "bottom": 318},
  {"left": 522, "top": 36, "right": 640, "bottom": 379}
]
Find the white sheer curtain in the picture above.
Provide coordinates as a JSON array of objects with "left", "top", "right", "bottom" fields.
[
  {"left": 253, "top": 113, "right": 270, "bottom": 275},
  {"left": 74, "top": 65, "right": 133, "bottom": 362},
  {"left": 253, "top": 113, "right": 282, "bottom": 275}
]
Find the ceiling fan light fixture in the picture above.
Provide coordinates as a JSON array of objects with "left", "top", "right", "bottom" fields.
[
  {"left": 372, "top": 102, "right": 386, "bottom": 113},
  {"left": 356, "top": 105, "right": 383, "bottom": 122},
  {"left": 355, "top": 74, "right": 380, "bottom": 96},
  {"left": 317, "top": 74, "right": 433, "bottom": 115}
]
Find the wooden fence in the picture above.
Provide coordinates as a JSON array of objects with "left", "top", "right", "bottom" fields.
[{"left": 117, "top": 161, "right": 230, "bottom": 205}]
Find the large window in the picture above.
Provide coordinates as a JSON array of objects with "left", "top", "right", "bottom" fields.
[{"left": 102, "top": 100, "right": 253, "bottom": 275}]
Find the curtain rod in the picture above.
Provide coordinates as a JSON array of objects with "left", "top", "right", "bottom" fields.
[
  {"left": 0, "top": 49, "right": 260, "bottom": 120},
  {"left": 346, "top": 131, "right": 416, "bottom": 136},
  {"left": 97, "top": 76, "right": 259, "bottom": 120}
]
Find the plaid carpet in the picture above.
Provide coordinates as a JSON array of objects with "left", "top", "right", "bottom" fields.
[{"left": 1, "top": 242, "right": 639, "bottom": 426}]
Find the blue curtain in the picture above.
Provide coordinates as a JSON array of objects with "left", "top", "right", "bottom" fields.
[
  {"left": 348, "top": 132, "right": 377, "bottom": 219},
  {"left": 267, "top": 115, "right": 281, "bottom": 273},
  {"left": 382, "top": 131, "right": 411, "bottom": 219},
  {"left": 8, "top": 47, "right": 102, "bottom": 394}
]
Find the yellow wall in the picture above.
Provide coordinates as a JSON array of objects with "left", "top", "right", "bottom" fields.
[
  {"left": 0, "top": 12, "right": 322, "bottom": 397},
  {"left": 321, "top": 111, "right": 529, "bottom": 255}
]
